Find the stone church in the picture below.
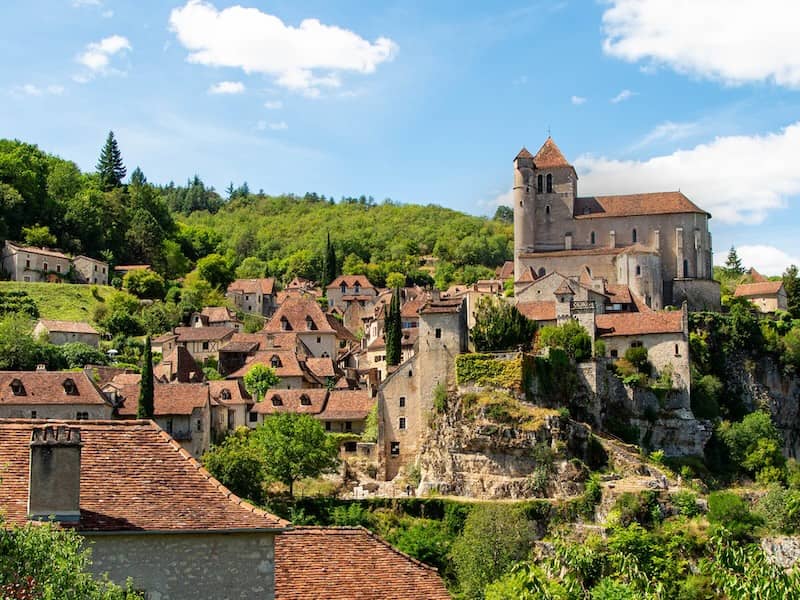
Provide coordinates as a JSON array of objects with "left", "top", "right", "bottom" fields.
[{"left": 513, "top": 138, "right": 720, "bottom": 310}]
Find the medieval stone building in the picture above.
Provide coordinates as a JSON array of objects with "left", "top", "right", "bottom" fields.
[{"left": 513, "top": 138, "right": 720, "bottom": 310}]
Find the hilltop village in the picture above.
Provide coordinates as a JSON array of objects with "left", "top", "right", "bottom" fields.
[{"left": 2, "top": 137, "right": 800, "bottom": 598}]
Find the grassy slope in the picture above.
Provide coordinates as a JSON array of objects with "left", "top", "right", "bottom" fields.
[{"left": 0, "top": 281, "right": 114, "bottom": 323}]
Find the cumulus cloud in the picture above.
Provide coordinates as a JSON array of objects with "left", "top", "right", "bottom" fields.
[
  {"left": 11, "top": 84, "right": 64, "bottom": 97},
  {"left": 76, "top": 35, "right": 131, "bottom": 77},
  {"left": 571, "top": 95, "right": 587, "bottom": 105},
  {"left": 168, "top": 0, "right": 398, "bottom": 97},
  {"left": 610, "top": 89, "right": 635, "bottom": 103},
  {"left": 208, "top": 81, "right": 245, "bottom": 94},
  {"left": 264, "top": 100, "right": 283, "bottom": 110},
  {"left": 602, "top": 0, "right": 800, "bottom": 87},
  {"left": 575, "top": 122, "right": 800, "bottom": 224},
  {"left": 256, "top": 120, "right": 288, "bottom": 131},
  {"left": 632, "top": 120, "right": 701, "bottom": 149},
  {"left": 714, "top": 245, "right": 799, "bottom": 276}
]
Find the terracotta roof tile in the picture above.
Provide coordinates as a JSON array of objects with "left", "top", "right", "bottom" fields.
[
  {"left": 326, "top": 315, "right": 359, "bottom": 343},
  {"left": 519, "top": 246, "right": 626, "bottom": 258},
  {"left": 305, "top": 357, "right": 337, "bottom": 379},
  {"left": 533, "top": 137, "right": 571, "bottom": 169},
  {"left": 747, "top": 268, "right": 768, "bottom": 283},
  {"left": 420, "top": 298, "right": 463, "bottom": 314},
  {"left": 115, "top": 382, "right": 209, "bottom": 417},
  {"left": 275, "top": 527, "right": 450, "bottom": 600},
  {"left": 114, "top": 264, "right": 151, "bottom": 271},
  {"left": 496, "top": 260, "right": 515, "bottom": 280},
  {"left": 604, "top": 284, "right": 633, "bottom": 305},
  {"left": 516, "top": 266, "right": 538, "bottom": 283},
  {"left": 5, "top": 241, "right": 71, "bottom": 260},
  {"left": 515, "top": 147, "right": 534, "bottom": 160},
  {"left": 228, "top": 350, "right": 304, "bottom": 379},
  {"left": 318, "top": 390, "right": 374, "bottom": 421},
  {"left": 595, "top": 311, "right": 684, "bottom": 337},
  {"left": 200, "top": 306, "right": 240, "bottom": 323},
  {"left": 208, "top": 380, "right": 250, "bottom": 405},
  {"left": 516, "top": 301, "right": 556, "bottom": 322},
  {"left": 227, "top": 277, "right": 276, "bottom": 296},
  {"left": 265, "top": 297, "right": 335, "bottom": 334},
  {"left": 0, "top": 371, "right": 107, "bottom": 406},
  {"left": 327, "top": 275, "right": 377, "bottom": 290},
  {"left": 173, "top": 326, "right": 235, "bottom": 342},
  {"left": 37, "top": 320, "right": 98, "bottom": 335},
  {"left": 554, "top": 280, "right": 575, "bottom": 295},
  {"left": 573, "top": 192, "right": 708, "bottom": 219},
  {"left": 368, "top": 328, "right": 418, "bottom": 351},
  {"left": 0, "top": 419, "right": 287, "bottom": 531},
  {"left": 734, "top": 281, "right": 784, "bottom": 297},
  {"left": 251, "top": 389, "right": 328, "bottom": 415},
  {"left": 154, "top": 346, "right": 201, "bottom": 383}
]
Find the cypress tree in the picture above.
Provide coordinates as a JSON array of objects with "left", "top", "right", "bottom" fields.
[
  {"left": 137, "top": 335, "right": 155, "bottom": 419},
  {"left": 322, "top": 231, "right": 337, "bottom": 290},
  {"left": 385, "top": 287, "right": 402, "bottom": 366},
  {"left": 96, "top": 130, "right": 127, "bottom": 191}
]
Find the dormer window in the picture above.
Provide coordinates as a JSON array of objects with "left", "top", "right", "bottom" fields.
[
  {"left": 280, "top": 316, "right": 291, "bottom": 331},
  {"left": 62, "top": 378, "right": 78, "bottom": 395},
  {"left": 271, "top": 395, "right": 283, "bottom": 406},
  {"left": 306, "top": 316, "right": 316, "bottom": 331},
  {"left": 220, "top": 389, "right": 231, "bottom": 400},
  {"left": 10, "top": 379, "right": 25, "bottom": 396},
  {"left": 300, "top": 394, "right": 311, "bottom": 406},
  {"left": 537, "top": 174, "right": 543, "bottom": 193},
  {"left": 270, "top": 355, "right": 282, "bottom": 368},
  {"left": 340, "top": 283, "right": 347, "bottom": 294},
  {"left": 354, "top": 283, "right": 360, "bottom": 294},
  {"left": 546, "top": 174, "right": 553, "bottom": 193}
]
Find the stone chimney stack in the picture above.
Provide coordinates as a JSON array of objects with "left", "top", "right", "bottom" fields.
[{"left": 28, "top": 425, "right": 82, "bottom": 523}]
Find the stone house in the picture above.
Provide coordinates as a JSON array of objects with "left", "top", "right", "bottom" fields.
[
  {"left": 208, "top": 379, "right": 252, "bottom": 439},
  {"left": 153, "top": 346, "right": 203, "bottom": 383},
  {"left": 317, "top": 389, "right": 374, "bottom": 437},
  {"left": 228, "top": 349, "right": 311, "bottom": 390},
  {"left": 72, "top": 255, "right": 109, "bottom": 285},
  {"left": 512, "top": 138, "right": 720, "bottom": 310},
  {"left": 191, "top": 306, "right": 243, "bottom": 330},
  {"left": 1, "top": 241, "right": 72, "bottom": 282},
  {"left": 326, "top": 275, "right": 379, "bottom": 330},
  {"left": 33, "top": 319, "right": 100, "bottom": 347},
  {"left": 0, "top": 420, "right": 288, "bottom": 598},
  {"left": 227, "top": 277, "right": 278, "bottom": 317},
  {"left": 248, "top": 388, "right": 329, "bottom": 428},
  {"left": 107, "top": 378, "right": 212, "bottom": 458},
  {"left": 265, "top": 296, "right": 338, "bottom": 359},
  {"left": 275, "top": 527, "right": 450, "bottom": 600},
  {"left": 734, "top": 281, "right": 788, "bottom": 313},
  {"left": 152, "top": 326, "right": 234, "bottom": 364},
  {"left": 0, "top": 370, "right": 113, "bottom": 420}
]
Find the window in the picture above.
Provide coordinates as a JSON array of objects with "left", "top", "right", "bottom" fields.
[
  {"left": 590, "top": 231, "right": 596, "bottom": 245},
  {"left": 196, "top": 419, "right": 202, "bottom": 432},
  {"left": 390, "top": 442, "right": 400, "bottom": 456},
  {"left": 435, "top": 328, "right": 442, "bottom": 339},
  {"left": 30, "top": 410, "right": 37, "bottom": 419},
  {"left": 271, "top": 395, "right": 283, "bottom": 406},
  {"left": 675, "top": 344, "right": 680, "bottom": 356},
  {"left": 631, "top": 341, "right": 643, "bottom": 348},
  {"left": 102, "top": 267, "right": 106, "bottom": 274},
  {"left": 249, "top": 412, "right": 258, "bottom": 423},
  {"left": 545, "top": 205, "right": 551, "bottom": 215},
  {"left": 227, "top": 409, "right": 235, "bottom": 430},
  {"left": 56, "top": 264, "right": 61, "bottom": 273},
  {"left": 271, "top": 355, "right": 282, "bottom": 368},
  {"left": 300, "top": 394, "right": 312, "bottom": 406},
  {"left": 166, "top": 419, "right": 174, "bottom": 434},
  {"left": 325, "top": 421, "right": 331, "bottom": 431},
  {"left": 76, "top": 412, "right": 89, "bottom": 420},
  {"left": 635, "top": 265, "right": 641, "bottom": 276},
  {"left": 43, "top": 262, "right": 48, "bottom": 271},
  {"left": 25, "top": 259, "right": 30, "bottom": 268},
  {"left": 610, "top": 349, "right": 618, "bottom": 358},
  {"left": 280, "top": 316, "right": 291, "bottom": 331},
  {"left": 62, "top": 378, "right": 78, "bottom": 395},
  {"left": 537, "top": 174, "right": 543, "bottom": 193},
  {"left": 354, "top": 283, "right": 360, "bottom": 294},
  {"left": 399, "top": 417, "right": 407, "bottom": 430},
  {"left": 202, "top": 341, "right": 209, "bottom": 350},
  {"left": 344, "top": 441, "right": 357, "bottom": 453},
  {"left": 632, "top": 229, "right": 637, "bottom": 243},
  {"left": 345, "top": 421, "right": 352, "bottom": 432},
  {"left": 340, "top": 283, "right": 347, "bottom": 294},
  {"left": 408, "top": 369, "right": 413, "bottom": 378},
  {"left": 316, "top": 336, "right": 321, "bottom": 344},
  {"left": 220, "top": 389, "right": 231, "bottom": 400},
  {"left": 683, "top": 259, "right": 689, "bottom": 278},
  {"left": 538, "top": 267, "right": 546, "bottom": 277},
  {"left": 399, "top": 396, "right": 406, "bottom": 408},
  {"left": 358, "top": 300, "right": 365, "bottom": 307},
  {"left": 546, "top": 174, "right": 553, "bottom": 193},
  {"left": 94, "top": 264, "right": 97, "bottom": 272},
  {"left": 10, "top": 379, "right": 24, "bottom": 396},
  {"left": 306, "top": 316, "right": 316, "bottom": 330}
]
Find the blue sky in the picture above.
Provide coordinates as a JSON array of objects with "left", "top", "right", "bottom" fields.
[{"left": 2, "top": 1, "right": 800, "bottom": 274}]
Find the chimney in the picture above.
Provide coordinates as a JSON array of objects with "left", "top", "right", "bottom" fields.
[
  {"left": 36, "top": 364, "right": 46, "bottom": 372},
  {"left": 431, "top": 289, "right": 441, "bottom": 302},
  {"left": 28, "top": 425, "right": 82, "bottom": 523}
]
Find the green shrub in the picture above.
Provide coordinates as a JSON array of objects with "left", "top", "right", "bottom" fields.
[
  {"left": 538, "top": 320, "right": 592, "bottom": 362},
  {"left": 624, "top": 346, "right": 651, "bottom": 375},
  {"left": 707, "top": 491, "right": 761, "bottom": 540},
  {"left": 671, "top": 491, "right": 701, "bottom": 517},
  {"left": 755, "top": 485, "right": 800, "bottom": 533}
]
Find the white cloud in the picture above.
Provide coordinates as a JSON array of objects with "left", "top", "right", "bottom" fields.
[
  {"left": 208, "top": 81, "right": 245, "bottom": 94},
  {"left": 168, "top": 0, "right": 398, "bottom": 97},
  {"left": 102, "top": 9, "right": 114, "bottom": 18},
  {"left": 633, "top": 120, "right": 700, "bottom": 149},
  {"left": 610, "top": 89, "right": 635, "bottom": 103},
  {"left": 490, "top": 189, "right": 514, "bottom": 207},
  {"left": 264, "top": 100, "right": 283, "bottom": 110},
  {"left": 602, "top": 0, "right": 800, "bottom": 87},
  {"left": 571, "top": 95, "right": 586, "bottom": 105},
  {"left": 10, "top": 83, "right": 64, "bottom": 97},
  {"left": 575, "top": 121, "right": 800, "bottom": 225},
  {"left": 268, "top": 121, "right": 288, "bottom": 131},
  {"left": 714, "top": 245, "right": 799, "bottom": 276},
  {"left": 72, "top": 0, "right": 102, "bottom": 6},
  {"left": 76, "top": 35, "right": 131, "bottom": 76}
]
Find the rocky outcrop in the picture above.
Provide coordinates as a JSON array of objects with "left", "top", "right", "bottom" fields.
[{"left": 762, "top": 536, "right": 800, "bottom": 569}]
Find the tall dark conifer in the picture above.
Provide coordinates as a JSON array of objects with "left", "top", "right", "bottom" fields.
[
  {"left": 96, "top": 130, "right": 127, "bottom": 191},
  {"left": 137, "top": 336, "right": 155, "bottom": 419},
  {"left": 385, "top": 288, "right": 402, "bottom": 366},
  {"left": 322, "top": 231, "right": 337, "bottom": 290}
]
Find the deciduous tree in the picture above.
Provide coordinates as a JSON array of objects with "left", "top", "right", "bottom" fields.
[
  {"left": 243, "top": 363, "right": 279, "bottom": 402},
  {"left": 471, "top": 296, "right": 537, "bottom": 352}
]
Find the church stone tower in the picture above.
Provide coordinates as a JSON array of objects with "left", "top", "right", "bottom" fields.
[{"left": 513, "top": 148, "right": 535, "bottom": 283}]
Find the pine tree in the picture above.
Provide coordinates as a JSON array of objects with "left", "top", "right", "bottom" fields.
[
  {"left": 725, "top": 246, "right": 745, "bottom": 276},
  {"left": 137, "top": 336, "right": 155, "bottom": 419},
  {"left": 322, "top": 231, "right": 337, "bottom": 290},
  {"left": 385, "top": 288, "right": 402, "bottom": 366},
  {"left": 96, "top": 130, "right": 126, "bottom": 190}
]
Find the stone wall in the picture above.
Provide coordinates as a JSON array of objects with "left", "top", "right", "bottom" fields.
[
  {"left": 0, "top": 403, "right": 112, "bottom": 420},
  {"left": 671, "top": 278, "right": 721, "bottom": 311},
  {"left": 85, "top": 531, "right": 276, "bottom": 600}
]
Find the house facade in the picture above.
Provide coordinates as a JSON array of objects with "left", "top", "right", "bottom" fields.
[
  {"left": 227, "top": 277, "right": 278, "bottom": 317},
  {"left": 33, "top": 319, "right": 100, "bottom": 347},
  {"left": 734, "top": 281, "right": 788, "bottom": 313},
  {"left": 72, "top": 255, "right": 109, "bottom": 285},
  {"left": 1, "top": 241, "right": 72, "bottom": 283}
]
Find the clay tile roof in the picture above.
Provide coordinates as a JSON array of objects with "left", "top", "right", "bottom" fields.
[
  {"left": 227, "top": 277, "right": 276, "bottom": 296},
  {"left": 220, "top": 340, "right": 260, "bottom": 353},
  {"left": 305, "top": 357, "right": 337, "bottom": 379},
  {"left": 228, "top": 350, "right": 304, "bottom": 379},
  {"left": 152, "top": 332, "right": 178, "bottom": 344},
  {"left": 265, "top": 296, "right": 336, "bottom": 334},
  {"left": 516, "top": 301, "right": 557, "bottom": 322},
  {"left": 496, "top": 260, "right": 515, "bottom": 280},
  {"left": 519, "top": 246, "right": 626, "bottom": 259},
  {"left": 734, "top": 281, "right": 785, "bottom": 297},
  {"left": 5, "top": 241, "right": 71, "bottom": 260},
  {"left": 0, "top": 371, "right": 107, "bottom": 405},
  {"left": 515, "top": 147, "right": 534, "bottom": 160},
  {"left": 573, "top": 192, "right": 708, "bottom": 219},
  {"left": 516, "top": 266, "right": 538, "bottom": 283},
  {"left": 326, "top": 315, "right": 358, "bottom": 342},
  {"left": 275, "top": 527, "right": 450, "bottom": 600},
  {"left": 368, "top": 328, "right": 419, "bottom": 351},
  {"left": 327, "top": 275, "right": 377, "bottom": 290},
  {"left": 208, "top": 380, "right": 250, "bottom": 405},
  {"left": 154, "top": 346, "right": 201, "bottom": 383},
  {"left": 554, "top": 280, "right": 575, "bottom": 295},
  {"left": 604, "top": 284, "right": 633, "bottom": 305},
  {"left": 251, "top": 388, "right": 328, "bottom": 415},
  {"left": 173, "top": 326, "right": 235, "bottom": 343},
  {"left": 115, "top": 382, "right": 209, "bottom": 417},
  {"left": 533, "top": 137, "right": 571, "bottom": 169},
  {"left": 420, "top": 298, "right": 463, "bottom": 314},
  {"left": 200, "top": 306, "right": 240, "bottom": 323},
  {"left": 0, "top": 419, "right": 287, "bottom": 532},
  {"left": 747, "top": 268, "right": 768, "bottom": 283},
  {"left": 400, "top": 294, "right": 427, "bottom": 319},
  {"left": 37, "top": 319, "right": 99, "bottom": 335},
  {"left": 318, "top": 390, "right": 375, "bottom": 421},
  {"left": 595, "top": 311, "right": 684, "bottom": 337}
]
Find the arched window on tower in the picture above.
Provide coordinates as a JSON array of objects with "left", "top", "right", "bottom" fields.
[
  {"left": 545, "top": 205, "right": 551, "bottom": 216},
  {"left": 538, "top": 267, "right": 546, "bottom": 277},
  {"left": 683, "top": 259, "right": 689, "bottom": 278},
  {"left": 537, "top": 174, "right": 543, "bottom": 193},
  {"left": 632, "top": 228, "right": 638, "bottom": 243},
  {"left": 546, "top": 174, "right": 553, "bottom": 193},
  {"left": 590, "top": 231, "right": 596, "bottom": 245}
]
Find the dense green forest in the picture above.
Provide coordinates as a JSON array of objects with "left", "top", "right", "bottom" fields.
[{"left": 0, "top": 135, "right": 512, "bottom": 290}]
